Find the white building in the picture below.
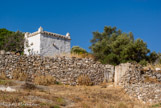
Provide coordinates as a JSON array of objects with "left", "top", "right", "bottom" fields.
[{"left": 24, "top": 27, "right": 71, "bottom": 56}]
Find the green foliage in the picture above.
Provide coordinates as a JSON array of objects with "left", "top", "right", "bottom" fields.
[
  {"left": 71, "top": 46, "right": 87, "bottom": 54},
  {"left": 89, "top": 26, "right": 157, "bottom": 65},
  {"left": 139, "top": 59, "right": 148, "bottom": 66},
  {"left": 50, "top": 105, "right": 60, "bottom": 108},
  {"left": 156, "top": 53, "right": 161, "bottom": 64},
  {"left": 116, "top": 102, "right": 128, "bottom": 108},
  {"left": 101, "top": 53, "right": 119, "bottom": 65},
  {"left": 0, "top": 79, "right": 15, "bottom": 86},
  {"left": 0, "top": 28, "right": 24, "bottom": 54},
  {"left": 159, "top": 59, "right": 161, "bottom": 64},
  {"left": 151, "top": 103, "right": 161, "bottom": 108},
  {"left": 149, "top": 51, "right": 158, "bottom": 63}
]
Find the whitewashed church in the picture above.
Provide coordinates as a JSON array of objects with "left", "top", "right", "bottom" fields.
[{"left": 24, "top": 27, "right": 71, "bottom": 56}]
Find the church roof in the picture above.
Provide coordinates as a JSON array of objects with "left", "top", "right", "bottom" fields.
[{"left": 25, "top": 27, "right": 71, "bottom": 40}]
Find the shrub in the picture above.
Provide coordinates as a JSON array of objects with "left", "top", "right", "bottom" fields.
[
  {"left": 151, "top": 103, "right": 161, "bottom": 107},
  {"left": 56, "top": 97, "right": 67, "bottom": 106},
  {"left": 21, "top": 82, "right": 37, "bottom": 90},
  {"left": 12, "top": 69, "right": 28, "bottom": 81},
  {"left": 0, "top": 79, "right": 16, "bottom": 86},
  {"left": 116, "top": 102, "right": 128, "bottom": 108},
  {"left": 50, "top": 105, "right": 60, "bottom": 108},
  {"left": 71, "top": 46, "right": 87, "bottom": 54},
  {"left": 159, "top": 59, "right": 161, "bottom": 64},
  {"left": 144, "top": 76, "right": 159, "bottom": 83},
  {"left": 139, "top": 59, "right": 147, "bottom": 66},
  {"left": 77, "top": 74, "right": 93, "bottom": 86},
  {"left": 0, "top": 72, "right": 7, "bottom": 80},
  {"left": 80, "top": 53, "right": 94, "bottom": 59},
  {"left": 70, "top": 53, "right": 94, "bottom": 59},
  {"left": 34, "top": 75, "right": 56, "bottom": 86}
]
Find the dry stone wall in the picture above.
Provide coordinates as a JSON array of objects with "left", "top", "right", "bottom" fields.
[
  {"left": 114, "top": 63, "right": 131, "bottom": 86},
  {"left": 0, "top": 50, "right": 114, "bottom": 85},
  {"left": 116, "top": 63, "right": 161, "bottom": 103},
  {"left": 1, "top": 50, "right": 160, "bottom": 103}
]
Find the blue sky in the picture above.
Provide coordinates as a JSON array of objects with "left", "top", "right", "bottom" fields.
[{"left": 0, "top": 0, "right": 161, "bottom": 53}]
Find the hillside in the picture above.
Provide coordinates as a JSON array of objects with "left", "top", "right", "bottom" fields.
[{"left": 0, "top": 79, "right": 160, "bottom": 108}]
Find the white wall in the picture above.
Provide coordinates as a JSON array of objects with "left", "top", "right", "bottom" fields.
[
  {"left": 40, "top": 34, "right": 71, "bottom": 56},
  {"left": 24, "top": 34, "right": 40, "bottom": 55},
  {"left": 24, "top": 33, "right": 71, "bottom": 56},
  {"left": 114, "top": 63, "right": 131, "bottom": 86}
]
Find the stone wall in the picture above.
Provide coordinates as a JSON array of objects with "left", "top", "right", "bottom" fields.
[
  {"left": 0, "top": 51, "right": 114, "bottom": 85},
  {"left": 116, "top": 63, "right": 161, "bottom": 103},
  {"left": 1, "top": 50, "right": 160, "bottom": 103},
  {"left": 114, "top": 63, "right": 131, "bottom": 86}
]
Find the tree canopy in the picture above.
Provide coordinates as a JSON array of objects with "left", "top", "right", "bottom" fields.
[
  {"left": 89, "top": 26, "right": 158, "bottom": 65},
  {"left": 0, "top": 28, "right": 24, "bottom": 54}
]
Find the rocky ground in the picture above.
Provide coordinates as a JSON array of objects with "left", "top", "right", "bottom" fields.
[
  {"left": 123, "top": 83, "right": 161, "bottom": 103},
  {"left": 119, "top": 64, "right": 161, "bottom": 104},
  {"left": 0, "top": 79, "right": 160, "bottom": 108}
]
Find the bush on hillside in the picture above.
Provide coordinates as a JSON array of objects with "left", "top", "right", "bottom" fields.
[
  {"left": 34, "top": 75, "right": 56, "bottom": 86},
  {"left": 77, "top": 74, "right": 93, "bottom": 86},
  {"left": 71, "top": 46, "right": 87, "bottom": 54}
]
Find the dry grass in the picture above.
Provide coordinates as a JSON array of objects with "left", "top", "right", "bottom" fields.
[
  {"left": 53, "top": 53, "right": 94, "bottom": 59},
  {"left": 0, "top": 72, "right": 16, "bottom": 86},
  {"left": 21, "top": 82, "right": 37, "bottom": 90},
  {"left": 0, "top": 79, "right": 16, "bottom": 86},
  {"left": 12, "top": 68, "right": 28, "bottom": 81},
  {"left": 0, "top": 91, "right": 22, "bottom": 103},
  {"left": 34, "top": 75, "right": 56, "bottom": 86},
  {"left": 77, "top": 74, "right": 93, "bottom": 86},
  {"left": 0, "top": 72, "right": 7, "bottom": 80},
  {"left": 144, "top": 76, "right": 160, "bottom": 84},
  {"left": 145, "top": 63, "right": 161, "bottom": 71},
  {"left": 0, "top": 83, "right": 158, "bottom": 108},
  {"left": 1, "top": 69, "right": 28, "bottom": 81},
  {"left": 155, "top": 64, "right": 161, "bottom": 68}
]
